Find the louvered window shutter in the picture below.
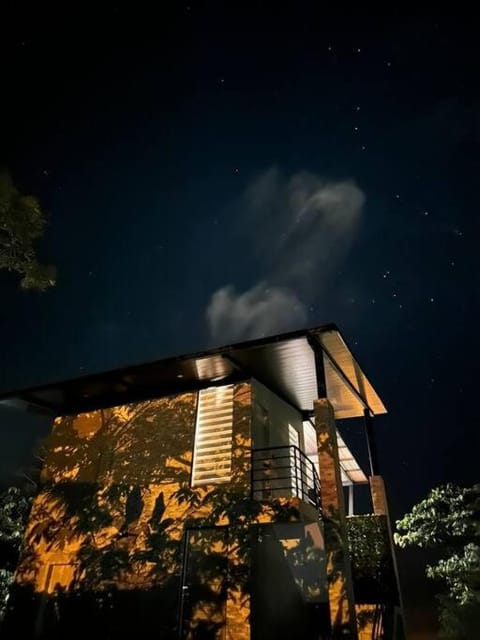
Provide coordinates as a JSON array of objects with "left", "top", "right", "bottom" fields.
[{"left": 191, "top": 385, "right": 234, "bottom": 486}]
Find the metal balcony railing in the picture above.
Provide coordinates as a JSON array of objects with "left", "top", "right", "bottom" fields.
[{"left": 251, "top": 445, "right": 321, "bottom": 511}]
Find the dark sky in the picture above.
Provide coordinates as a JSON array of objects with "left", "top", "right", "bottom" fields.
[{"left": 0, "top": 5, "right": 478, "bottom": 634}]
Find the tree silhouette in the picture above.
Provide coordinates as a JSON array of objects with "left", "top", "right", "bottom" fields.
[
  {"left": 396, "top": 484, "right": 480, "bottom": 638},
  {"left": 0, "top": 170, "right": 56, "bottom": 290}
]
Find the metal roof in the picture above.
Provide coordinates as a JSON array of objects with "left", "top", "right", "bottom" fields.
[
  {"left": 319, "top": 330, "right": 387, "bottom": 419},
  {"left": 0, "top": 324, "right": 387, "bottom": 423}
]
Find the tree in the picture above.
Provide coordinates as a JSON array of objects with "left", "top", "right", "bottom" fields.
[
  {"left": 0, "top": 487, "right": 33, "bottom": 620},
  {"left": 0, "top": 170, "right": 56, "bottom": 290},
  {"left": 395, "top": 484, "right": 480, "bottom": 638}
]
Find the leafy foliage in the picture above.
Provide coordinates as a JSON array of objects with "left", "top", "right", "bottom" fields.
[
  {"left": 395, "top": 484, "right": 480, "bottom": 638},
  {"left": 347, "top": 515, "right": 390, "bottom": 576},
  {"left": 0, "top": 488, "right": 32, "bottom": 619},
  {"left": 346, "top": 515, "right": 396, "bottom": 604},
  {"left": 0, "top": 170, "right": 55, "bottom": 290}
]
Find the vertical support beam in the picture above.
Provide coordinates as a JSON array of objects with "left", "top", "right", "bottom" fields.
[
  {"left": 348, "top": 484, "right": 354, "bottom": 517},
  {"left": 363, "top": 408, "right": 379, "bottom": 477},
  {"left": 369, "top": 474, "right": 407, "bottom": 638},
  {"left": 366, "top": 408, "right": 407, "bottom": 638},
  {"left": 230, "top": 382, "right": 253, "bottom": 495},
  {"left": 228, "top": 382, "right": 252, "bottom": 640},
  {"left": 307, "top": 334, "right": 327, "bottom": 399},
  {"left": 314, "top": 399, "right": 358, "bottom": 639}
]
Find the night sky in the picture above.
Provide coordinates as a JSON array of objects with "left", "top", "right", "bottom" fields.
[{"left": 0, "top": 5, "right": 478, "bottom": 635}]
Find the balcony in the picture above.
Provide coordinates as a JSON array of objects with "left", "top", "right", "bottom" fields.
[{"left": 251, "top": 445, "right": 321, "bottom": 511}]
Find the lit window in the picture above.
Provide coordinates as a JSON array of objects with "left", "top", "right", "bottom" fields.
[{"left": 191, "top": 385, "right": 234, "bottom": 486}]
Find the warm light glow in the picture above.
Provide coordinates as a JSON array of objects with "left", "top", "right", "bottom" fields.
[{"left": 192, "top": 385, "right": 234, "bottom": 486}]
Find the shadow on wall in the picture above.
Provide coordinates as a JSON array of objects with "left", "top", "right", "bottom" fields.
[{"left": 2, "top": 387, "right": 327, "bottom": 639}]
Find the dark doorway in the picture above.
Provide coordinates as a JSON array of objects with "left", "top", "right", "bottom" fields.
[
  {"left": 250, "top": 524, "right": 330, "bottom": 640},
  {"left": 178, "top": 527, "right": 229, "bottom": 640}
]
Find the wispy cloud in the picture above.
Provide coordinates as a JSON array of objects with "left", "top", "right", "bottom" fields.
[
  {"left": 206, "top": 282, "right": 307, "bottom": 343},
  {"left": 206, "top": 167, "right": 365, "bottom": 342}
]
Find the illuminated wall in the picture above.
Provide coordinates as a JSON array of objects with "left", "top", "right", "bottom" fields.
[
  {"left": 17, "top": 391, "right": 199, "bottom": 593},
  {"left": 8, "top": 381, "right": 329, "bottom": 640}
]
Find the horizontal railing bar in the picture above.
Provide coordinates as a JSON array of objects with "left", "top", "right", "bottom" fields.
[
  {"left": 251, "top": 444, "right": 322, "bottom": 512},
  {"left": 252, "top": 475, "right": 303, "bottom": 483}
]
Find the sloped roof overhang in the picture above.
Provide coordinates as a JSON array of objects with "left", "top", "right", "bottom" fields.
[{"left": 0, "top": 324, "right": 386, "bottom": 422}]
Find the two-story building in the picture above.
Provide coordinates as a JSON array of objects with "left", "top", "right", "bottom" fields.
[{"left": 0, "top": 324, "right": 404, "bottom": 639}]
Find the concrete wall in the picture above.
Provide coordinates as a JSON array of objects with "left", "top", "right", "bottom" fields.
[
  {"left": 5, "top": 380, "right": 330, "bottom": 640},
  {"left": 251, "top": 379, "right": 303, "bottom": 449},
  {"left": 7, "top": 385, "right": 254, "bottom": 639}
]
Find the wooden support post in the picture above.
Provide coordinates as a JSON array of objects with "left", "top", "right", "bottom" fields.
[{"left": 314, "top": 399, "right": 358, "bottom": 639}]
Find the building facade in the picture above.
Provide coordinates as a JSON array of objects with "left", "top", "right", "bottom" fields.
[{"left": 1, "top": 325, "right": 404, "bottom": 639}]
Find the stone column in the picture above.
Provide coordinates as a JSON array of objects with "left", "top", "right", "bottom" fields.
[
  {"left": 230, "top": 382, "right": 252, "bottom": 496},
  {"left": 314, "top": 399, "right": 358, "bottom": 639},
  {"left": 370, "top": 475, "right": 389, "bottom": 516}
]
